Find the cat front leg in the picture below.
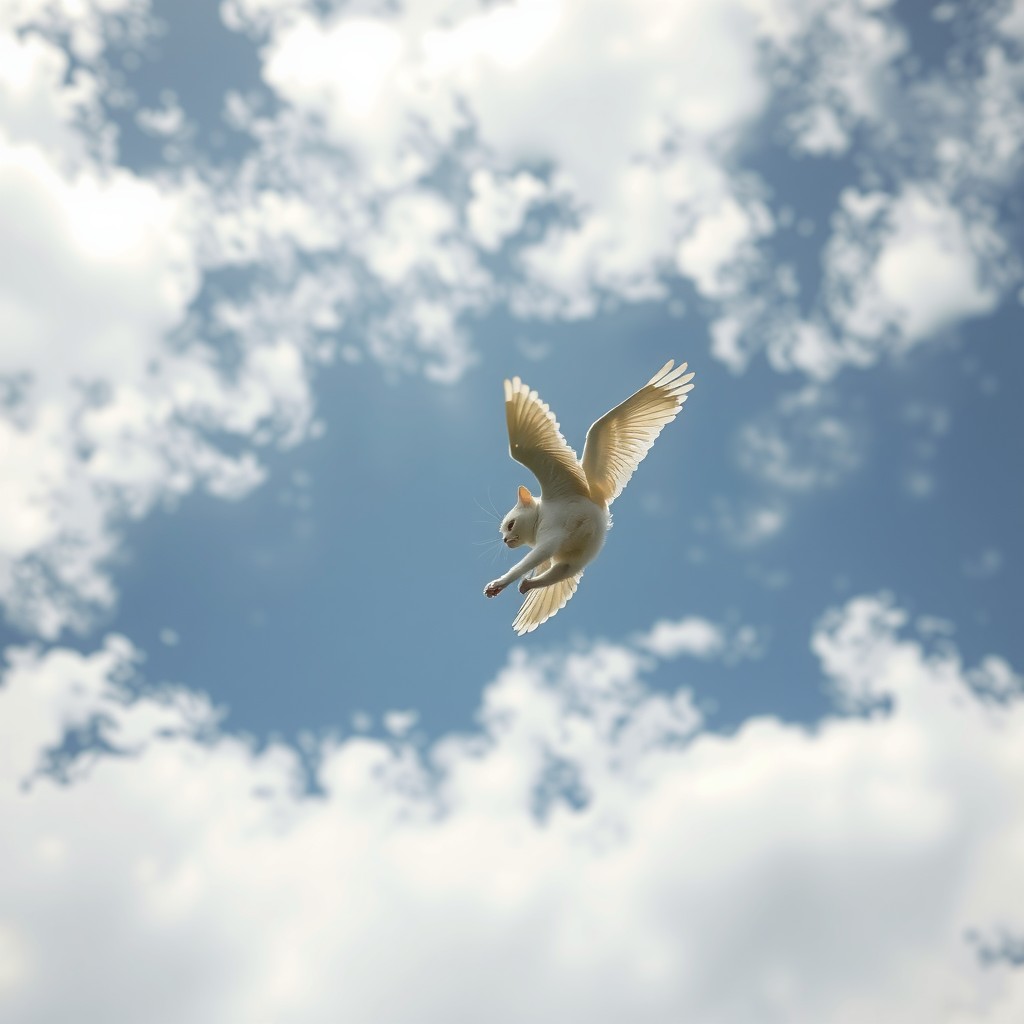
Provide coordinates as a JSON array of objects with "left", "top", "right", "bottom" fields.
[{"left": 484, "top": 544, "right": 555, "bottom": 598}]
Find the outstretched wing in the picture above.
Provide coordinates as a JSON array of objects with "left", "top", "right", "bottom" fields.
[
  {"left": 512, "top": 564, "right": 584, "bottom": 636},
  {"left": 580, "top": 360, "right": 695, "bottom": 507},
  {"left": 505, "top": 377, "right": 591, "bottom": 500}
]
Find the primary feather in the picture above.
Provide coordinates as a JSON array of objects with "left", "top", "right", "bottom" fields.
[
  {"left": 505, "top": 377, "right": 590, "bottom": 500},
  {"left": 581, "top": 359, "right": 696, "bottom": 506}
]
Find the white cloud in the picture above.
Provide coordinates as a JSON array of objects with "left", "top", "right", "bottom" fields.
[
  {"left": 467, "top": 168, "right": 546, "bottom": 252},
  {"left": 361, "top": 189, "right": 458, "bottom": 286},
  {"left": 1, "top": 0, "right": 152, "bottom": 64},
  {"left": 383, "top": 709, "right": 419, "bottom": 737},
  {"left": 4, "top": 0, "right": 1023, "bottom": 633},
  {"left": 904, "top": 469, "right": 935, "bottom": 499},
  {"left": 0, "top": 137, "right": 317, "bottom": 635},
  {"left": 969, "top": 656, "right": 1023, "bottom": 702},
  {"left": 675, "top": 195, "right": 773, "bottom": 300},
  {"left": 707, "top": 495, "right": 790, "bottom": 548},
  {"left": 685, "top": 7, "right": 1024, "bottom": 378},
  {"left": 777, "top": 0, "right": 906, "bottom": 150},
  {"left": 114, "top": 0, "right": 1024, "bottom": 392},
  {"left": 135, "top": 91, "right": 187, "bottom": 139},
  {"left": 219, "top": 0, "right": 939, "bottom": 366},
  {"left": 159, "top": 0, "right": 1024, "bottom": 392},
  {"left": 1, "top": 597, "right": 1023, "bottom": 1021},
  {"left": 737, "top": 385, "right": 865, "bottom": 491},
  {"left": 639, "top": 616, "right": 725, "bottom": 659},
  {"left": 747, "top": 177, "right": 1010, "bottom": 379},
  {"left": 0, "top": 142, "right": 197, "bottom": 391},
  {"left": 636, "top": 613, "right": 765, "bottom": 664},
  {"left": 857, "top": 188, "right": 1000, "bottom": 343},
  {"left": 0, "top": 18, "right": 328, "bottom": 637},
  {"left": 963, "top": 548, "right": 1004, "bottom": 581},
  {"left": 1000, "top": 1, "right": 1024, "bottom": 43},
  {"left": 159, "top": 628, "right": 179, "bottom": 647},
  {"left": 0, "top": 29, "right": 103, "bottom": 162},
  {"left": 787, "top": 103, "right": 850, "bottom": 156},
  {"left": 261, "top": 14, "right": 417, "bottom": 185}
]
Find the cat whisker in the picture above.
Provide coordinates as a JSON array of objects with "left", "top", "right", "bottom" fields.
[
  {"left": 489, "top": 490, "right": 503, "bottom": 521},
  {"left": 473, "top": 495, "right": 498, "bottom": 521},
  {"left": 475, "top": 537, "right": 505, "bottom": 562}
]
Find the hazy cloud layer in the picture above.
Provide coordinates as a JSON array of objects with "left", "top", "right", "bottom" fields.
[{"left": 2, "top": 596, "right": 1023, "bottom": 1022}]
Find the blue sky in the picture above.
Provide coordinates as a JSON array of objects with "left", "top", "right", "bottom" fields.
[{"left": 2, "top": 1, "right": 1023, "bottom": 1020}]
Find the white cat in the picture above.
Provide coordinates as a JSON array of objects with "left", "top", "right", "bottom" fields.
[{"left": 484, "top": 359, "right": 695, "bottom": 634}]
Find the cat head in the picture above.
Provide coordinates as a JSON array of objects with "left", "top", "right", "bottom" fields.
[{"left": 501, "top": 485, "right": 539, "bottom": 549}]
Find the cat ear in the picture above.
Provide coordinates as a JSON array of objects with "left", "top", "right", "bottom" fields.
[{"left": 518, "top": 485, "right": 535, "bottom": 506}]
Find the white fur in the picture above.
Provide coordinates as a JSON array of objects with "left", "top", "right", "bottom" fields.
[{"left": 486, "top": 492, "right": 608, "bottom": 597}]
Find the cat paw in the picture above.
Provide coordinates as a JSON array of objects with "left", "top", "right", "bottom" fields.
[
  {"left": 518, "top": 578, "right": 534, "bottom": 594},
  {"left": 484, "top": 580, "right": 506, "bottom": 598}
]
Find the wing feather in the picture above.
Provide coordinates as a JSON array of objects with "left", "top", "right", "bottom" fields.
[
  {"left": 512, "top": 570, "right": 584, "bottom": 636},
  {"left": 580, "top": 359, "right": 695, "bottom": 506},
  {"left": 504, "top": 377, "right": 591, "bottom": 500}
]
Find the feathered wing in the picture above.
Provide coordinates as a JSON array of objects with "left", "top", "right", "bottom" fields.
[
  {"left": 505, "top": 377, "right": 591, "bottom": 500},
  {"left": 512, "top": 563, "right": 584, "bottom": 636},
  {"left": 580, "top": 359, "right": 695, "bottom": 506}
]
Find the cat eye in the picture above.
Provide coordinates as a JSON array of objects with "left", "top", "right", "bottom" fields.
[{"left": 507, "top": 519, "right": 516, "bottom": 530}]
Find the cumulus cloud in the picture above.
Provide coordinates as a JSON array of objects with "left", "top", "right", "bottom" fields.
[
  {"left": 0, "top": 13, "right": 326, "bottom": 636},
  {"left": 1, "top": 596, "right": 1023, "bottom": 1022},
  {"left": 467, "top": 168, "right": 547, "bottom": 252},
  {"left": 4, "top": 0, "right": 1023, "bottom": 634},
  {"left": 827, "top": 186, "right": 1001, "bottom": 349},
  {"left": 135, "top": 91, "right": 188, "bottom": 140},
  {"left": 688, "top": 7, "right": 1022, "bottom": 377},
  {"left": 638, "top": 616, "right": 726, "bottom": 659},
  {"left": 0, "top": 130, "right": 319, "bottom": 635},
  {"left": 719, "top": 185, "right": 1011, "bottom": 379},
  {"left": 0, "top": 29, "right": 103, "bottom": 162},
  {"left": 21, "top": 0, "right": 1023, "bottom": 392},
  {"left": 1, "top": 0, "right": 153, "bottom": 65},
  {"left": 223, "top": 0, "right": 1012, "bottom": 373}
]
